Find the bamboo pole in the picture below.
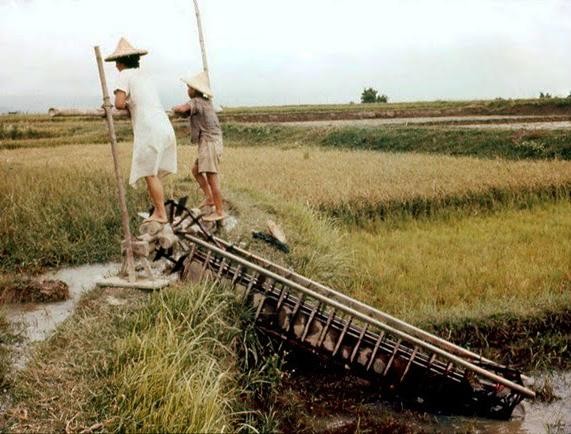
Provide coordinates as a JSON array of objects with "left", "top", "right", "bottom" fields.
[
  {"left": 94, "top": 46, "right": 136, "bottom": 283},
  {"left": 48, "top": 107, "right": 130, "bottom": 118},
  {"left": 193, "top": 0, "right": 209, "bottom": 80}
]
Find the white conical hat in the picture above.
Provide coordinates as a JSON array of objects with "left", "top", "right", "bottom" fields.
[
  {"left": 181, "top": 71, "right": 213, "bottom": 98},
  {"left": 105, "top": 37, "right": 148, "bottom": 62}
]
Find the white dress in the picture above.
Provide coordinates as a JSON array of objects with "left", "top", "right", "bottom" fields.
[{"left": 115, "top": 69, "right": 177, "bottom": 186}]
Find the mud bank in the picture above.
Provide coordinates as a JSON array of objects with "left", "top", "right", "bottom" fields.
[
  {"left": 219, "top": 104, "right": 571, "bottom": 124},
  {"left": 426, "top": 308, "right": 571, "bottom": 371}
]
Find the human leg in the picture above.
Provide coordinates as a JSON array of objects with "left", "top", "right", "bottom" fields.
[
  {"left": 145, "top": 175, "right": 167, "bottom": 222},
  {"left": 203, "top": 172, "right": 225, "bottom": 221},
  {"left": 192, "top": 160, "right": 214, "bottom": 206}
]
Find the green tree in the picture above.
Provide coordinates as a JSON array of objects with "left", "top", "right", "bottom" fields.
[{"left": 361, "top": 87, "right": 389, "bottom": 104}]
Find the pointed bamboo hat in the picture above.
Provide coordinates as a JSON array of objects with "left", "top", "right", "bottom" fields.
[
  {"left": 105, "top": 37, "right": 148, "bottom": 62},
  {"left": 181, "top": 71, "right": 213, "bottom": 98}
]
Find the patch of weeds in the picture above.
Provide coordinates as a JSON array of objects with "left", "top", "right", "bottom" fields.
[
  {"left": 0, "top": 312, "right": 18, "bottom": 389},
  {"left": 235, "top": 306, "right": 284, "bottom": 432},
  {"left": 533, "top": 377, "right": 560, "bottom": 403}
]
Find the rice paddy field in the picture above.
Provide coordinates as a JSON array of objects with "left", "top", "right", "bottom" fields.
[{"left": 0, "top": 110, "right": 570, "bottom": 432}]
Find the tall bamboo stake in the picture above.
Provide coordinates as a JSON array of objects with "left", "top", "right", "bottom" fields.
[
  {"left": 193, "top": 0, "right": 210, "bottom": 80},
  {"left": 94, "top": 46, "right": 136, "bottom": 283}
]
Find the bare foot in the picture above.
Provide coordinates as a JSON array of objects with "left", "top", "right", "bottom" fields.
[
  {"left": 144, "top": 214, "right": 168, "bottom": 224},
  {"left": 202, "top": 212, "right": 226, "bottom": 222},
  {"left": 199, "top": 199, "right": 214, "bottom": 208}
]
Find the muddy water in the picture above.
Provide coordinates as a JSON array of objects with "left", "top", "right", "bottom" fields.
[
  {"left": 436, "top": 371, "right": 571, "bottom": 434},
  {"left": 285, "top": 365, "right": 571, "bottom": 433},
  {"left": 5, "top": 263, "right": 119, "bottom": 367}
]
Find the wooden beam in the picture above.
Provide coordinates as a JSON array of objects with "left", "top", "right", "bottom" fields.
[{"left": 94, "top": 46, "right": 136, "bottom": 283}]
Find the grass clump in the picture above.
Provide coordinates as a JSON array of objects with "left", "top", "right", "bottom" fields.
[
  {"left": 0, "top": 312, "right": 17, "bottom": 389},
  {"left": 105, "top": 284, "right": 239, "bottom": 432},
  {"left": 6, "top": 283, "right": 242, "bottom": 433}
]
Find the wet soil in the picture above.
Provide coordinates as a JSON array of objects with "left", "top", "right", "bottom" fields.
[
  {"left": 276, "top": 363, "right": 435, "bottom": 433},
  {"left": 0, "top": 279, "right": 69, "bottom": 304},
  {"left": 427, "top": 308, "right": 571, "bottom": 371},
  {"left": 275, "top": 352, "right": 571, "bottom": 434},
  {"left": 265, "top": 306, "right": 571, "bottom": 433}
]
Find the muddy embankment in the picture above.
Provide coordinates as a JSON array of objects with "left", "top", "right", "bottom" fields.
[
  {"left": 219, "top": 103, "right": 571, "bottom": 124},
  {"left": 427, "top": 308, "right": 571, "bottom": 372}
]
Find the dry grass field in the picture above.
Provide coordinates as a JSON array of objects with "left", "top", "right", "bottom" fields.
[{"left": 223, "top": 146, "right": 571, "bottom": 217}]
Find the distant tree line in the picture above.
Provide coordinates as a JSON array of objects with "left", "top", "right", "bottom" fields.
[
  {"left": 359, "top": 88, "right": 571, "bottom": 103},
  {"left": 361, "top": 87, "right": 388, "bottom": 104},
  {"left": 539, "top": 92, "right": 571, "bottom": 99}
]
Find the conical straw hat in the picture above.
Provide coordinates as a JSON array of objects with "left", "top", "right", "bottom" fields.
[
  {"left": 105, "top": 37, "right": 148, "bottom": 62},
  {"left": 181, "top": 71, "right": 213, "bottom": 98}
]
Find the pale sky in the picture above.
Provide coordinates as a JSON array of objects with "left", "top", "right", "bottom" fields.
[{"left": 1, "top": 0, "right": 570, "bottom": 112}]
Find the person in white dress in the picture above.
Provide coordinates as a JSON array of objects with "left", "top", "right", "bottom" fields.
[{"left": 105, "top": 37, "right": 177, "bottom": 223}]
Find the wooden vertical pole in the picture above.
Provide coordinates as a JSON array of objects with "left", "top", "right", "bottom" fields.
[
  {"left": 193, "top": 0, "right": 210, "bottom": 80},
  {"left": 94, "top": 46, "right": 136, "bottom": 283}
]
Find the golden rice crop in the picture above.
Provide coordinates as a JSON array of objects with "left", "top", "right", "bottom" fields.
[
  {"left": 5, "top": 144, "right": 571, "bottom": 205},
  {"left": 222, "top": 147, "right": 571, "bottom": 218}
]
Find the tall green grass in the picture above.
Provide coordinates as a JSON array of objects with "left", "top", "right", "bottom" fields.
[
  {"left": 7, "top": 283, "right": 244, "bottom": 433},
  {"left": 106, "top": 284, "right": 240, "bottom": 432},
  {"left": 344, "top": 201, "right": 571, "bottom": 325},
  {"left": 0, "top": 165, "right": 148, "bottom": 272},
  {"left": 321, "top": 126, "right": 571, "bottom": 160}
]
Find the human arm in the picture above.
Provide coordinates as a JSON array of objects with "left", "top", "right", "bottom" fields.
[
  {"left": 113, "top": 71, "right": 130, "bottom": 110},
  {"left": 114, "top": 90, "right": 128, "bottom": 110},
  {"left": 171, "top": 102, "right": 193, "bottom": 117}
]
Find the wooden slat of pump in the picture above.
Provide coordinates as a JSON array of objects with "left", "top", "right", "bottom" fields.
[
  {"left": 212, "top": 235, "right": 531, "bottom": 382},
  {"left": 184, "top": 234, "right": 536, "bottom": 399}
]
